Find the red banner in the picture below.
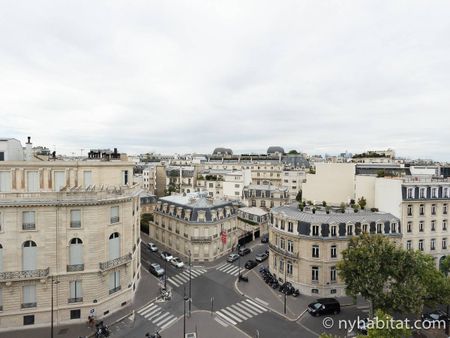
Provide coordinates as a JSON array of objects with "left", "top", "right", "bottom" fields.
[{"left": 221, "top": 230, "right": 227, "bottom": 244}]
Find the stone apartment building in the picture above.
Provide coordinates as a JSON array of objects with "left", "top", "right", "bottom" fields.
[
  {"left": 269, "top": 205, "right": 400, "bottom": 297},
  {"left": 0, "top": 146, "right": 140, "bottom": 330},
  {"left": 243, "top": 184, "right": 289, "bottom": 210},
  {"left": 281, "top": 169, "right": 306, "bottom": 202},
  {"left": 149, "top": 193, "right": 239, "bottom": 262}
]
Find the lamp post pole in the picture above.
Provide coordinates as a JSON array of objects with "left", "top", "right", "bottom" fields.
[
  {"left": 50, "top": 276, "right": 60, "bottom": 338},
  {"left": 183, "top": 286, "right": 188, "bottom": 338},
  {"left": 237, "top": 244, "right": 241, "bottom": 281},
  {"left": 164, "top": 258, "right": 167, "bottom": 290},
  {"left": 188, "top": 250, "right": 192, "bottom": 316},
  {"left": 284, "top": 261, "right": 287, "bottom": 314}
]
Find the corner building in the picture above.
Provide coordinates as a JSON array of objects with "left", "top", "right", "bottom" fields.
[
  {"left": 269, "top": 205, "right": 400, "bottom": 297},
  {"left": 0, "top": 158, "right": 141, "bottom": 330}
]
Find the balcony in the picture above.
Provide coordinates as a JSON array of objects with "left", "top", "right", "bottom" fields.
[
  {"left": 110, "top": 216, "right": 120, "bottom": 224},
  {"left": 21, "top": 302, "right": 37, "bottom": 309},
  {"left": 191, "top": 236, "right": 212, "bottom": 243},
  {"left": 0, "top": 267, "right": 49, "bottom": 282},
  {"left": 22, "top": 223, "right": 36, "bottom": 231},
  {"left": 70, "top": 221, "right": 81, "bottom": 228},
  {"left": 269, "top": 243, "right": 299, "bottom": 259},
  {"left": 67, "top": 264, "right": 85, "bottom": 272},
  {"left": 109, "top": 286, "right": 121, "bottom": 295},
  {"left": 99, "top": 253, "right": 132, "bottom": 271},
  {"left": 68, "top": 297, "right": 83, "bottom": 303}
]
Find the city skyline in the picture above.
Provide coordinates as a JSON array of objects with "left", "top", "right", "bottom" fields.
[{"left": 1, "top": 1, "right": 449, "bottom": 160}]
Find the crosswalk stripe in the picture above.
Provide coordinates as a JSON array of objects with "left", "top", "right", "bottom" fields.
[
  {"left": 160, "top": 317, "right": 178, "bottom": 330},
  {"left": 244, "top": 299, "right": 267, "bottom": 312},
  {"left": 231, "top": 270, "right": 239, "bottom": 276},
  {"left": 143, "top": 307, "right": 161, "bottom": 319},
  {"left": 217, "top": 263, "right": 228, "bottom": 269},
  {"left": 235, "top": 302, "right": 259, "bottom": 316},
  {"left": 137, "top": 303, "right": 156, "bottom": 315},
  {"left": 216, "top": 311, "right": 237, "bottom": 326},
  {"left": 226, "top": 306, "right": 248, "bottom": 321},
  {"left": 155, "top": 313, "right": 174, "bottom": 326},
  {"left": 168, "top": 278, "right": 180, "bottom": 287},
  {"left": 139, "top": 304, "right": 157, "bottom": 316},
  {"left": 153, "top": 312, "right": 171, "bottom": 325},
  {"left": 221, "top": 265, "right": 236, "bottom": 273},
  {"left": 172, "top": 275, "right": 188, "bottom": 283},
  {"left": 146, "top": 310, "right": 162, "bottom": 320},
  {"left": 230, "top": 305, "right": 252, "bottom": 319},
  {"left": 220, "top": 308, "right": 242, "bottom": 323}
]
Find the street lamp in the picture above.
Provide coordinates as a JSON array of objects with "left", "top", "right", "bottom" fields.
[
  {"left": 237, "top": 244, "right": 241, "bottom": 282},
  {"left": 164, "top": 259, "right": 167, "bottom": 290},
  {"left": 188, "top": 249, "right": 192, "bottom": 315},
  {"left": 283, "top": 260, "right": 287, "bottom": 314},
  {"left": 183, "top": 286, "right": 188, "bottom": 338},
  {"left": 50, "top": 275, "right": 60, "bottom": 338}
]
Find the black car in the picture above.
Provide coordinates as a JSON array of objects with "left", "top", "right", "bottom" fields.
[
  {"left": 238, "top": 247, "right": 251, "bottom": 256},
  {"left": 261, "top": 235, "right": 269, "bottom": 243},
  {"left": 421, "top": 310, "right": 449, "bottom": 325},
  {"left": 245, "top": 260, "right": 258, "bottom": 269},
  {"left": 307, "top": 298, "right": 341, "bottom": 316}
]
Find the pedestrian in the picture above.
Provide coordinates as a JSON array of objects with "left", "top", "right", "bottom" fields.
[{"left": 88, "top": 315, "right": 95, "bottom": 329}]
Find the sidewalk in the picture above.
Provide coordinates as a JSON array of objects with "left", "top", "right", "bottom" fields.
[
  {"left": 235, "top": 268, "right": 357, "bottom": 321},
  {"left": 1, "top": 265, "right": 160, "bottom": 338},
  {"left": 161, "top": 310, "right": 251, "bottom": 338}
]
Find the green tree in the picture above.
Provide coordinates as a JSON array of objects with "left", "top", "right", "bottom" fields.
[
  {"left": 366, "top": 310, "right": 411, "bottom": 338},
  {"left": 358, "top": 196, "right": 367, "bottom": 210},
  {"left": 288, "top": 149, "right": 299, "bottom": 154},
  {"left": 337, "top": 234, "right": 450, "bottom": 315},
  {"left": 295, "top": 190, "right": 302, "bottom": 202}
]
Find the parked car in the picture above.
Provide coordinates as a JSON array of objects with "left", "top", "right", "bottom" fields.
[
  {"left": 149, "top": 263, "right": 165, "bottom": 277},
  {"left": 170, "top": 257, "right": 184, "bottom": 268},
  {"left": 147, "top": 243, "right": 158, "bottom": 252},
  {"left": 238, "top": 247, "right": 251, "bottom": 256},
  {"left": 245, "top": 260, "right": 258, "bottom": 269},
  {"left": 261, "top": 235, "right": 269, "bottom": 243},
  {"left": 227, "top": 253, "right": 240, "bottom": 263},
  {"left": 307, "top": 298, "right": 341, "bottom": 316},
  {"left": 255, "top": 252, "right": 268, "bottom": 262},
  {"left": 160, "top": 251, "right": 173, "bottom": 262},
  {"left": 421, "top": 310, "right": 449, "bottom": 325}
]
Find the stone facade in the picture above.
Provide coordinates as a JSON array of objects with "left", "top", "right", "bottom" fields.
[{"left": 0, "top": 160, "right": 140, "bottom": 330}]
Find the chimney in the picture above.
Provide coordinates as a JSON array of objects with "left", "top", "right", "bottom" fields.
[{"left": 25, "top": 136, "right": 32, "bottom": 161}]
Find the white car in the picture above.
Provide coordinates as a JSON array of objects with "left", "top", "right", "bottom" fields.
[
  {"left": 160, "top": 251, "right": 173, "bottom": 262},
  {"left": 170, "top": 257, "right": 184, "bottom": 268},
  {"left": 147, "top": 242, "right": 158, "bottom": 252}
]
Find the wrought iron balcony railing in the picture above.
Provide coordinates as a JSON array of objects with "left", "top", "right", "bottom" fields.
[
  {"left": 70, "top": 221, "right": 81, "bottom": 228},
  {"left": 67, "top": 264, "right": 84, "bottom": 272},
  {"left": 268, "top": 243, "right": 299, "bottom": 259},
  {"left": 0, "top": 267, "right": 49, "bottom": 282},
  {"left": 191, "top": 236, "right": 212, "bottom": 243},
  {"left": 22, "top": 223, "right": 36, "bottom": 230},
  {"left": 21, "top": 302, "right": 37, "bottom": 309},
  {"left": 110, "top": 216, "right": 120, "bottom": 224},
  {"left": 68, "top": 297, "right": 83, "bottom": 303},
  {"left": 99, "top": 253, "right": 132, "bottom": 271},
  {"left": 109, "top": 286, "right": 121, "bottom": 295}
]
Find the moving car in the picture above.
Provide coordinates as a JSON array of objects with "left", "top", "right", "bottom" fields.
[
  {"left": 307, "top": 298, "right": 341, "bottom": 316},
  {"left": 227, "top": 253, "right": 240, "bottom": 263},
  {"left": 147, "top": 243, "right": 158, "bottom": 252},
  {"left": 171, "top": 257, "right": 184, "bottom": 268},
  {"left": 261, "top": 235, "right": 269, "bottom": 243},
  {"left": 238, "top": 247, "right": 251, "bottom": 256},
  {"left": 255, "top": 252, "right": 268, "bottom": 262},
  {"left": 245, "top": 260, "right": 258, "bottom": 269},
  {"left": 421, "top": 310, "right": 449, "bottom": 325},
  {"left": 160, "top": 251, "right": 173, "bottom": 262},
  {"left": 149, "top": 263, "right": 165, "bottom": 277}
]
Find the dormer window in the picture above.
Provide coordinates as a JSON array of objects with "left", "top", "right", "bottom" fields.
[
  {"left": 407, "top": 187, "right": 415, "bottom": 199},
  {"left": 377, "top": 223, "right": 383, "bottom": 234},
  {"left": 391, "top": 223, "right": 397, "bottom": 233},
  {"left": 419, "top": 187, "right": 426, "bottom": 198},
  {"left": 347, "top": 225, "right": 353, "bottom": 236},
  {"left": 431, "top": 187, "right": 438, "bottom": 198},
  {"left": 330, "top": 225, "right": 337, "bottom": 237},
  {"left": 312, "top": 225, "right": 319, "bottom": 236}
]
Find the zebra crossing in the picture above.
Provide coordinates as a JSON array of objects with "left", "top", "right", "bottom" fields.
[
  {"left": 215, "top": 299, "right": 268, "bottom": 326},
  {"left": 136, "top": 302, "right": 178, "bottom": 331},
  {"left": 167, "top": 267, "right": 207, "bottom": 287},
  {"left": 216, "top": 263, "right": 241, "bottom": 276}
]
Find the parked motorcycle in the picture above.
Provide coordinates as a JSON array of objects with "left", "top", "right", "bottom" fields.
[
  {"left": 95, "top": 321, "right": 110, "bottom": 337},
  {"left": 145, "top": 331, "right": 161, "bottom": 338}
]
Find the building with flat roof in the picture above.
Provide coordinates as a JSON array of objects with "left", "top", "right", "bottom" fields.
[{"left": 243, "top": 184, "right": 289, "bottom": 209}]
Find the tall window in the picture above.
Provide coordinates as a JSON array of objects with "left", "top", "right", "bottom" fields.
[
  {"left": 312, "top": 225, "right": 319, "bottom": 236},
  {"left": 431, "top": 239, "right": 436, "bottom": 251},
  {"left": 122, "top": 170, "right": 129, "bottom": 185},
  {"left": 83, "top": 171, "right": 92, "bottom": 188},
  {"left": 69, "top": 280, "right": 83, "bottom": 303},
  {"left": 444, "top": 220, "right": 448, "bottom": 231},
  {"left": 362, "top": 224, "right": 368, "bottom": 233},
  {"left": 22, "top": 211, "right": 36, "bottom": 230},
  {"left": 419, "top": 204, "right": 425, "bottom": 216},
  {"left": 22, "top": 241, "right": 37, "bottom": 270},
  {"left": 54, "top": 171, "right": 65, "bottom": 192},
  {"left": 443, "top": 238, "right": 447, "bottom": 250},
  {"left": 444, "top": 204, "right": 448, "bottom": 215},
  {"left": 419, "top": 188, "right": 426, "bottom": 198},
  {"left": 418, "top": 240, "right": 424, "bottom": 251},
  {"left": 0, "top": 171, "right": 11, "bottom": 192},
  {"left": 109, "top": 271, "right": 121, "bottom": 294},
  {"left": 287, "top": 240, "right": 293, "bottom": 253},
  {"left": 287, "top": 261, "right": 293, "bottom": 275},
  {"left": 407, "top": 222, "right": 412, "bottom": 233},
  {"left": 331, "top": 245, "right": 337, "bottom": 258},
  {"left": 26, "top": 171, "right": 39, "bottom": 192},
  {"left": 347, "top": 224, "right": 353, "bottom": 236},
  {"left": 288, "top": 222, "right": 293, "bottom": 232},
  {"left": 312, "top": 245, "right": 320, "bottom": 258},
  {"left": 407, "top": 187, "right": 414, "bottom": 198},
  {"left": 280, "top": 238, "right": 285, "bottom": 250},
  {"left": 279, "top": 259, "right": 284, "bottom": 273},
  {"left": 70, "top": 210, "right": 81, "bottom": 228},
  {"left": 330, "top": 226, "right": 337, "bottom": 237},
  {"left": 69, "top": 238, "right": 83, "bottom": 268},
  {"left": 407, "top": 205, "right": 412, "bottom": 216},
  {"left": 377, "top": 223, "right": 382, "bottom": 234},
  {"left": 110, "top": 206, "right": 119, "bottom": 223},
  {"left": 444, "top": 188, "right": 449, "bottom": 198},
  {"left": 280, "top": 220, "right": 285, "bottom": 230},
  {"left": 108, "top": 232, "right": 120, "bottom": 260},
  {"left": 419, "top": 221, "right": 424, "bottom": 232},
  {"left": 391, "top": 223, "right": 397, "bottom": 233},
  {"left": 431, "top": 204, "right": 436, "bottom": 215},
  {"left": 406, "top": 240, "right": 412, "bottom": 250},
  {"left": 330, "top": 267, "right": 337, "bottom": 282},
  {"left": 431, "top": 220, "right": 436, "bottom": 231},
  {"left": 312, "top": 267, "right": 319, "bottom": 282},
  {"left": 431, "top": 187, "right": 438, "bottom": 198},
  {"left": 22, "top": 285, "right": 37, "bottom": 308}
]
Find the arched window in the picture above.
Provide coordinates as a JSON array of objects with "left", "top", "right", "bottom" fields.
[
  {"left": 69, "top": 238, "right": 83, "bottom": 266},
  {"left": 109, "top": 232, "right": 120, "bottom": 260},
  {"left": 22, "top": 240, "right": 37, "bottom": 271}
]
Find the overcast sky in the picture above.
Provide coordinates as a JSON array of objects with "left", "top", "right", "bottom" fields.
[{"left": 1, "top": 1, "right": 449, "bottom": 160}]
